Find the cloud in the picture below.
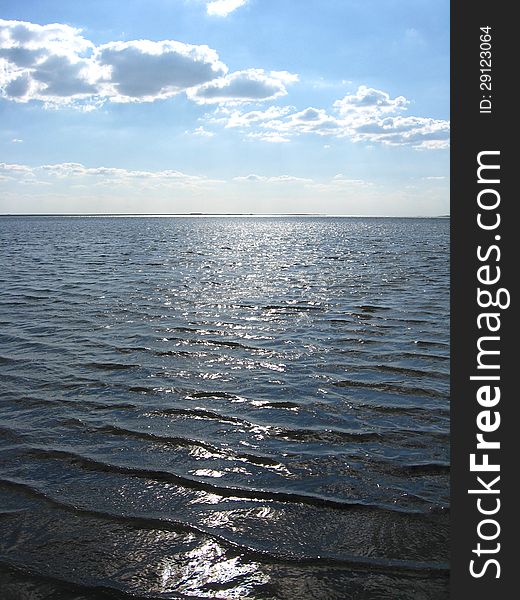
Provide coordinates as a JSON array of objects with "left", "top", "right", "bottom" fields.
[
  {"left": 217, "top": 85, "right": 449, "bottom": 149},
  {"left": 3, "top": 18, "right": 295, "bottom": 107},
  {"left": 1, "top": 18, "right": 296, "bottom": 108},
  {"left": 0, "top": 161, "right": 222, "bottom": 189},
  {"left": 232, "top": 174, "right": 311, "bottom": 183},
  {"left": 0, "top": 162, "right": 333, "bottom": 191},
  {"left": 30, "top": 54, "right": 99, "bottom": 97},
  {"left": 305, "top": 174, "right": 372, "bottom": 192},
  {"left": 191, "top": 126, "right": 215, "bottom": 137},
  {"left": 0, "top": 19, "right": 100, "bottom": 104},
  {"left": 96, "top": 40, "right": 227, "bottom": 102},
  {"left": 1, "top": 162, "right": 448, "bottom": 216},
  {"left": 0, "top": 46, "right": 45, "bottom": 67},
  {"left": 188, "top": 69, "right": 296, "bottom": 104},
  {"left": 283, "top": 107, "right": 341, "bottom": 134},
  {"left": 333, "top": 85, "right": 408, "bottom": 117},
  {"left": 212, "top": 105, "right": 294, "bottom": 128},
  {"left": 0, "top": 162, "right": 34, "bottom": 177},
  {"left": 0, "top": 20, "right": 92, "bottom": 54},
  {"left": 349, "top": 115, "right": 450, "bottom": 148},
  {"left": 245, "top": 132, "right": 290, "bottom": 143},
  {"left": 206, "top": 0, "right": 248, "bottom": 17},
  {"left": 0, "top": 19, "right": 447, "bottom": 151}
]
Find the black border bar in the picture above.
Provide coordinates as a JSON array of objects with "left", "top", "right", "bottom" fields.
[{"left": 451, "top": 1, "right": 514, "bottom": 596}]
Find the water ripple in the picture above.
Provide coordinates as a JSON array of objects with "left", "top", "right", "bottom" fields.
[{"left": 0, "top": 216, "right": 449, "bottom": 599}]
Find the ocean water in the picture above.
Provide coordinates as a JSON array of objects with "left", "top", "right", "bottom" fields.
[{"left": 0, "top": 216, "right": 449, "bottom": 599}]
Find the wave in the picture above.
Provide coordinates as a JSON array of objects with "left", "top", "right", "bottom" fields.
[
  {"left": 333, "top": 378, "right": 446, "bottom": 399},
  {"left": 0, "top": 216, "right": 451, "bottom": 597},
  {"left": 86, "top": 362, "right": 139, "bottom": 371},
  {"left": 0, "top": 478, "right": 448, "bottom": 575},
  {"left": 22, "top": 446, "right": 438, "bottom": 515}
]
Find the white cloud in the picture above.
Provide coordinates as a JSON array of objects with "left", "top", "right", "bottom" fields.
[
  {"left": 269, "top": 70, "right": 299, "bottom": 84},
  {"left": 331, "top": 87, "right": 448, "bottom": 148},
  {"left": 281, "top": 107, "right": 342, "bottom": 134},
  {"left": 0, "top": 162, "right": 341, "bottom": 191},
  {"left": 333, "top": 85, "right": 408, "bottom": 117},
  {"left": 219, "top": 85, "right": 449, "bottom": 149},
  {"left": 347, "top": 114, "right": 450, "bottom": 148},
  {"left": 0, "top": 161, "right": 222, "bottom": 189},
  {"left": 245, "top": 131, "right": 290, "bottom": 143},
  {"left": 95, "top": 40, "right": 227, "bottom": 102},
  {"left": 3, "top": 18, "right": 294, "bottom": 107},
  {"left": 0, "top": 162, "right": 34, "bottom": 177},
  {"left": 0, "top": 19, "right": 448, "bottom": 151},
  {"left": 212, "top": 105, "right": 294, "bottom": 128},
  {"left": 206, "top": 0, "right": 248, "bottom": 17},
  {"left": 191, "top": 126, "right": 215, "bottom": 137},
  {"left": 1, "top": 18, "right": 297, "bottom": 108},
  {"left": 1, "top": 162, "right": 448, "bottom": 216},
  {"left": 232, "top": 174, "right": 311, "bottom": 183},
  {"left": 188, "top": 69, "right": 296, "bottom": 104},
  {"left": 0, "top": 20, "right": 92, "bottom": 54},
  {"left": 0, "top": 19, "right": 101, "bottom": 104}
]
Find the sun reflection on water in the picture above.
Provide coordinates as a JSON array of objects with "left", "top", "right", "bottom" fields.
[{"left": 159, "top": 540, "right": 269, "bottom": 598}]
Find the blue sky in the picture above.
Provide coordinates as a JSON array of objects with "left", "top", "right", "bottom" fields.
[{"left": 0, "top": 0, "right": 449, "bottom": 215}]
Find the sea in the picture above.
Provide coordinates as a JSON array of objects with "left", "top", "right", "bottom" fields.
[{"left": 0, "top": 216, "right": 450, "bottom": 599}]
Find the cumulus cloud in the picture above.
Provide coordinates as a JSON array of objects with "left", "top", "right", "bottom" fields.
[
  {"left": 349, "top": 114, "right": 450, "bottom": 148},
  {"left": 216, "top": 85, "right": 449, "bottom": 149},
  {"left": 283, "top": 107, "right": 342, "bottom": 134},
  {"left": 3, "top": 18, "right": 296, "bottom": 107},
  {"left": 1, "top": 18, "right": 296, "bottom": 107},
  {"left": 0, "top": 22, "right": 92, "bottom": 103},
  {"left": 31, "top": 54, "right": 99, "bottom": 97},
  {"left": 333, "top": 85, "right": 408, "bottom": 117},
  {"left": 0, "top": 19, "right": 92, "bottom": 54},
  {"left": 0, "top": 19, "right": 447, "bottom": 150},
  {"left": 206, "top": 0, "right": 248, "bottom": 17},
  {"left": 0, "top": 19, "right": 102, "bottom": 103},
  {"left": 95, "top": 40, "right": 227, "bottom": 102},
  {"left": 187, "top": 69, "right": 296, "bottom": 104}
]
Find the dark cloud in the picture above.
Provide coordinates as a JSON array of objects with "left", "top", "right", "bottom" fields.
[
  {"left": 32, "top": 55, "right": 97, "bottom": 96},
  {"left": 0, "top": 19, "right": 228, "bottom": 105},
  {"left": 4, "top": 73, "right": 31, "bottom": 97},
  {"left": 0, "top": 46, "right": 43, "bottom": 67},
  {"left": 98, "top": 42, "right": 226, "bottom": 98}
]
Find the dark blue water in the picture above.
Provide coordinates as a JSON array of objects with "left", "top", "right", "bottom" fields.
[{"left": 0, "top": 216, "right": 449, "bottom": 599}]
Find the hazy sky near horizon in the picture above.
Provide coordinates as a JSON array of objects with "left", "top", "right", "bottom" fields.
[{"left": 0, "top": 0, "right": 449, "bottom": 215}]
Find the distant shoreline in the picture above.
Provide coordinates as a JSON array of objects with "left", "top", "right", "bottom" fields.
[{"left": 0, "top": 213, "right": 451, "bottom": 218}]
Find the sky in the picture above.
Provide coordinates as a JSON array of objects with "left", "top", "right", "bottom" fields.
[{"left": 0, "top": 0, "right": 449, "bottom": 215}]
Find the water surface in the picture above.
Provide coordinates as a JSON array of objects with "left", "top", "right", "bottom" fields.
[{"left": 0, "top": 216, "right": 450, "bottom": 599}]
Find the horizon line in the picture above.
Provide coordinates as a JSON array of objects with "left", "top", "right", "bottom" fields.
[{"left": 0, "top": 213, "right": 451, "bottom": 218}]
